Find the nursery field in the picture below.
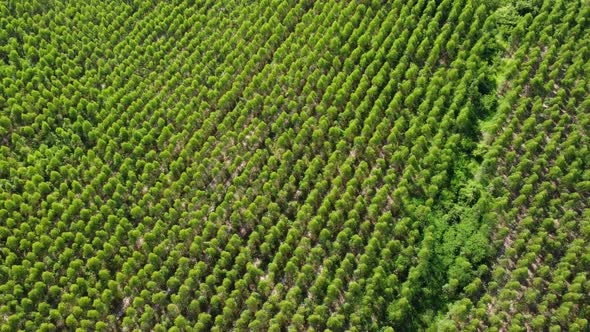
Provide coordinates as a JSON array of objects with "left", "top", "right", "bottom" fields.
[{"left": 1, "top": 0, "right": 589, "bottom": 331}]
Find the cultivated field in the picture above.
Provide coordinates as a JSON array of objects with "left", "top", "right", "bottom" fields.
[{"left": 1, "top": 0, "right": 589, "bottom": 331}]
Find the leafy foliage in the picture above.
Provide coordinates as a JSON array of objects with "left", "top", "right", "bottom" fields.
[{"left": 1, "top": 0, "right": 588, "bottom": 331}]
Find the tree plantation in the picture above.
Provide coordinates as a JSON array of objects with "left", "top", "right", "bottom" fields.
[{"left": 1, "top": 0, "right": 589, "bottom": 331}]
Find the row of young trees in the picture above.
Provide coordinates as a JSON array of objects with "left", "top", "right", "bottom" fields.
[
  {"left": 1, "top": 0, "right": 588, "bottom": 331},
  {"left": 440, "top": 0, "right": 590, "bottom": 330}
]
